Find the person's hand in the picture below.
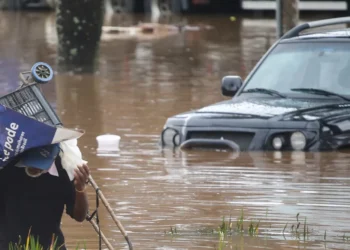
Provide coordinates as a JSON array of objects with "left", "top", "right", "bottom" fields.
[{"left": 74, "top": 163, "right": 90, "bottom": 192}]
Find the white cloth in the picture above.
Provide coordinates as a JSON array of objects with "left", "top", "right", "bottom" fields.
[
  {"left": 48, "top": 162, "right": 59, "bottom": 177},
  {"left": 59, "top": 139, "right": 88, "bottom": 181},
  {"left": 0, "top": 139, "right": 86, "bottom": 180}
]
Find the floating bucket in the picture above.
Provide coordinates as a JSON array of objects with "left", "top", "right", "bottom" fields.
[{"left": 96, "top": 134, "right": 121, "bottom": 152}]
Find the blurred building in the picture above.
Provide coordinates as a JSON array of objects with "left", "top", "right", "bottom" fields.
[
  {"left": 2, "top": 0, "right": 349, "bottom": 15},
  {"left": 242, "top": 0, "right": 347, "bottom": 12},
  {"left": 119, "top": 0, "right": 349, "bottom": 14}
]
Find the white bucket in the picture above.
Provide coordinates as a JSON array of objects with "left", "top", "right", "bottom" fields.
[{"left": 96, "top": 134, "right": 121, "bottom": 152}]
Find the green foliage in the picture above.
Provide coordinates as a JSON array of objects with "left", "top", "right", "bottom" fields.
[
  {"left": 164, "top": 209, "right": 350, "bottom": 249},
  {"left": 8, "top": 230, "right": 86, "bottom": 250}
]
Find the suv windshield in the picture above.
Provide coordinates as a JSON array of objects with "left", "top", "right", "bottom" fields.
[{"left": 242, "top": 41, "right": 350, "bottom": 97}]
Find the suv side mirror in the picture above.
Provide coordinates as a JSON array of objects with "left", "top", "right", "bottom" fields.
[{"left": 221, "top": 76, "right": 243, "bottom": 97}]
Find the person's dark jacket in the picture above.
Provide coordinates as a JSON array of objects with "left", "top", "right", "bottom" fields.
[{"left": 0, "top": 156, "right": 76, "bottom": 249}]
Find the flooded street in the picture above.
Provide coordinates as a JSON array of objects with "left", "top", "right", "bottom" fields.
[{"left": 1, "top": 10, "right": 350, "bottom": 250}]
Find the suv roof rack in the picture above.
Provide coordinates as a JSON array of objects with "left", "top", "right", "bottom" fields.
[{"left": 281, "top": 16, "right": 350, "bottom": 39}]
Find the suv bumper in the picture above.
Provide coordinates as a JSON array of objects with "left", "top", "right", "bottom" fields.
[{"left": 161, "top": 125, "right": 319, "bottom": 151}]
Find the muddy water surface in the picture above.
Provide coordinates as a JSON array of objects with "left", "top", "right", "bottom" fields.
[{"left": 0, "top": 10, "right": 350, "bottom": 250}]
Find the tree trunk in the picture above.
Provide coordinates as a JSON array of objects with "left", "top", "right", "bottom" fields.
[
  {"left": 276, "top": 0, "right": 299, "bottom": 38},
  {"left": 346, "top": 0, "right": 350, "bottom": 28},
  {"left": 282, "top": 0, "right": 299, "bottom": 34},
  {"left": 55, "top": 0, "right": 105, "bottom": 73}
]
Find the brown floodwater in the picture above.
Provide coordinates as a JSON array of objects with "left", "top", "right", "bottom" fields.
[{"left": 0, "top": 9, "right": 350, "bottom": 250}]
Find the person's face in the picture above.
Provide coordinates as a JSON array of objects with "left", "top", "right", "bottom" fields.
[{"left": 26, "top": 167, "right": 44, "bottom": 175}]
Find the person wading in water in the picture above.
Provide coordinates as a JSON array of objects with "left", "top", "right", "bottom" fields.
[{"left": 0, "top": 152, "right": 90, "bottom": 249}]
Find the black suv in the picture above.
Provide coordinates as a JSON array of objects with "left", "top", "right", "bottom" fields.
[{"left": 160, "top": 17, "right": 350, "bottom": 152}]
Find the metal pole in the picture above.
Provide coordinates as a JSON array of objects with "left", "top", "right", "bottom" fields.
[
  {"left": 276, "top": 0, "right": 283, "bottom": 39},
  {"left": 86, "top": 215, "right": 114, "bottom": 250},
  {"left": 88, "top": 175, "right": 133, "bottom": 250}
]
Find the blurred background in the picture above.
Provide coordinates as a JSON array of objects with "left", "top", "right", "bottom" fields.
[{"left": 1, "top": 0, "right": 350, "bottom": 249}]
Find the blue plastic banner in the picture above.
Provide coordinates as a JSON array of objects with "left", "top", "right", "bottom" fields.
[{"left": 0, "top": 104, "right": 84, "bottom": 170}]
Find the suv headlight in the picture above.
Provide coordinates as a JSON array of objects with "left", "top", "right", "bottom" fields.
[
  {"left": 161, "top": 128, "right": 180, "bottom": 146},
  {"left": 290, "top": 132, "right": 306, "bottom": 151},
  {"left": 269, "top": 131, "right": 314, "bottom": 151},
  {"left": 272, "top": 136, "right": 284, "bottom": 150}
]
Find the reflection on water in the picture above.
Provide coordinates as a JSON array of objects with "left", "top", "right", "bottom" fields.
[{"left": 0, "top": 10, "right": 350, "bottom": 250}]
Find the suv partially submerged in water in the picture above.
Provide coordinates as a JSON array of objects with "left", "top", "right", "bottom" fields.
[{"left": 161, "top": 17, "right": 350, "bottom": 152}]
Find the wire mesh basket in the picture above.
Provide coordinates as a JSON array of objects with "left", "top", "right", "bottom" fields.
[{"left": 0, "top": 62, "right": 62, "bottom": 126}]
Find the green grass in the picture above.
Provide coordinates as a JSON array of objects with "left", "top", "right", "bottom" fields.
[
  {"left": 8, "top": 229, "right": 86, "bottom": 250},
  {"left": 165, "top": 210, "right": 315, "bottom": 250},
  {"left": 166, "top": 210, "right": 311, "bottom": 238},
  {"left": 215, "top": 209, "right": 263, "bottom": 237},
  {"left": 165, "top": 209, "right": 350, "bottom": 249}
]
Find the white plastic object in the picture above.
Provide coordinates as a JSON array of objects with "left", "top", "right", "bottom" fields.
[
  {"left": 96, "top": 134, "right": 120, "bottom": 152},
  {"left": 59, "top": 139, "right": 88, "bottom": 181}
]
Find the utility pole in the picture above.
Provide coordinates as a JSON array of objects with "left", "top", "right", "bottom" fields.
[
  {"left": 55, "top": 0, "right": 105, "bottom": 73},
  {"left": 276, "top": 0, "right": 299, "bottom": 39}
]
